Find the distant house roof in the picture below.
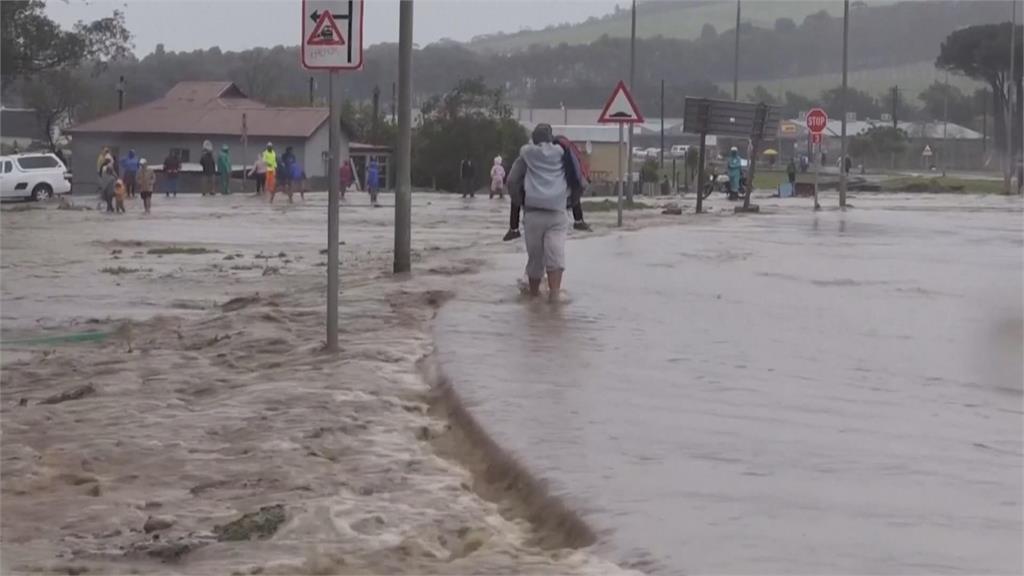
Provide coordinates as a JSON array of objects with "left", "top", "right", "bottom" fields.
[
  {"left": 1, "top": 108, "right": 46, "bottom": 140},
  {"left": 805, "top": 118, "right": 984, "bottom": 140},
  {"left": 520, "top": 124, "right": 624, "bottom": 144},
  {"left": 69, "top": 81, "right": 331, "bottom": 139}
]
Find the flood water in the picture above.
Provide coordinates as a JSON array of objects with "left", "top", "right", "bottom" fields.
[{"left": 435, "top": 196, "right": 1023, "bottom": 574}]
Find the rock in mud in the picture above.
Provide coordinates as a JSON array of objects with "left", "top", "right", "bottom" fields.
[
  {"left": 213, "top": 504, "right": 286, "bottom": 542},
  {"left": 143, "top": 516, "right": 175, "bottom": 533},
  {"left": 661, "top": 203, "right": 683, "bottom": 215},
  {"left": 39, "top": 384, "right": 96, "bottom": 405}
]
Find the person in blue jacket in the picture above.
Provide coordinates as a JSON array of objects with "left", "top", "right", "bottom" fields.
[
  {"left": 727, "top": 146, "right": 743, "bottom": 200},
  {"left": 367, "top": 158, "right": 380, "bottom": 207}
]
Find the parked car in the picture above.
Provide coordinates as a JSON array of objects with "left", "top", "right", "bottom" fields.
[
  {"left": 644, "top": 147, "right": 661, "bottom": 159},
  {"left": 0, "top": 153, "right": 72, "bottom": 201},
  {"left": 631, "top": 147, "right": 646, "bottom": 158},
  {"left": 670, "top": 144, "right": 690, "bottom": 157}
]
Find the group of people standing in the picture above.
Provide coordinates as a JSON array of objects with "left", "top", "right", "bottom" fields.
[
  {"left": 96, "top": 147, "right": 156, "bottom": 214},
  {"left": 339, "top": 157, "right": 381, "bottom": 207},
  {"left": 199, "top": 140, "right": 234, "bottom": 196},
  {"left": 252, "top": 142, "right": 306, "bottom": 203}
]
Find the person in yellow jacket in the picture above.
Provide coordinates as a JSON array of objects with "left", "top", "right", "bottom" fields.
[{"left": 262, "top": 143, "right": 278, "bottom": 198}]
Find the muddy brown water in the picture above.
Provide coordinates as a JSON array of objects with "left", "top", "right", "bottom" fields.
[{"left": 435, "top": 195, "right": 1024, "bottom": 574}]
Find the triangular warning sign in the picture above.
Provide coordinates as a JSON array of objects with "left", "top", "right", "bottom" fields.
[
  {"left": 598, "top": 81, "right": 644, "bottom": 124},
  {"left": 307, "top": 10, "right": 345, "bottom": 46}
]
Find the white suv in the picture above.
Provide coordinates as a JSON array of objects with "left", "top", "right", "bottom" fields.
[{"left": 0, "top": 153, "right": 72, "bottom": 201}]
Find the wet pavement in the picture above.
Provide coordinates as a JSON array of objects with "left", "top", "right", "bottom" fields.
[{"left": 435, "top": 194, "right": 1024, "bottom": 574}]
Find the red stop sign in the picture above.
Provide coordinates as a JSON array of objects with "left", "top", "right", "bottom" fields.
[{"left": 806, "top": 108, "right": 828, "bottom": 133}]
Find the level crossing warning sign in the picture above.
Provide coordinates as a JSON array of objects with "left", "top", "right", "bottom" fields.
[{"left": 301, "top": 0, "right": 364, "bottom": 70}]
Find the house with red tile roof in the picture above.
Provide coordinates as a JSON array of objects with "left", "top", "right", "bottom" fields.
[{"left": 68, "top": 81, "right": 389, "bottom": 193}]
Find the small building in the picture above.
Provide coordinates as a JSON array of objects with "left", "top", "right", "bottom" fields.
[
  {"left": 777, "top": 117, "right": 987, "bottom": 170},
  {"left": 67, "top": 81, "right": 389, "bottom": 193},
  {"left": 520, "top": 124, "right": 627, "bottom": 193}
]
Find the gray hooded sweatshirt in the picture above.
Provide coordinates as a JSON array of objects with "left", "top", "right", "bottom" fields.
[{"left": 517, "top": 142, "right": 568, "bottom": 212}]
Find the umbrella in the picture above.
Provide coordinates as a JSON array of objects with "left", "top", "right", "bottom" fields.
[{"left": 762, "top": 149, "right": 779, "bottom": 156}]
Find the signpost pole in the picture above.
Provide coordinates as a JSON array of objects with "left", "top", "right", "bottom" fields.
[
  {"left": 302, "top": 0, "right": 364, "bottom": 352},
  {"left": 813, "top": 139, "right": 821, "bottom": 210},
  {"left": 327, "top": 70, "right": 341, "bottom": 352},
  {"left": 740, "top": 103, "right": 767, "bottom": 211},
  {"left": 696, "top": 132, "right": 706, "bottom": 214},
  {"left": 242, "top": 113, "right": 248, "bottom": 194},
  {"left": 617, "top": 123, "right": 624, "bottom": 227}
]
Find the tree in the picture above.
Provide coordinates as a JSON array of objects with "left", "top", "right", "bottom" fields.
[
  {"left": 937, "top": 22, "right": 1022, "bottom": 157},
  {"left": 700, "top": 23, "right": 717, "bottom": 41},
  {"left": 780, "top": 91, "right": 814, "bottom": 119},
  {"left": 1, "top": 0, "right": 132, "bottom": 89},
  {"left": 747, "top": 85, "right": 779, "bottom": 107},
  {"left": 849, "top": 126, "right": 907, "bottom": 168},
  {"left": 20, "top": 71, "right": 87, "bottom": 153},
  {"left": 774, "top": 18, "right": 797, "bottom": 34},
  {"left": 917, "top": 81, "right": 976, "bottom": 127},
  {"left": 412, "top": 78, "right": 527, "bottom": 192},
  {"left": 819, "top": 86, "right": 882, "bottom": 120}
]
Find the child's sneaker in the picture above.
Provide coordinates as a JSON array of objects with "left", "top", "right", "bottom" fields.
[
  {"left": 573, "top": 221, "right": 592, "bottom": 232},
  {"left": 503, "top": 229, "right": 521, "bottom": 241}
]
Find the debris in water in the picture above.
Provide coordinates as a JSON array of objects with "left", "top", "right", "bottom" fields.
[
  {"left": 147, "top": 246, "right": 219, "bottom": 255},
  {"left": 143, "top": 516, "right": 175, "bottom": 533},
  {"left": 221, "top": 295, "right": 260, "bottom": 312},
  {"left": 39, "top": 384, "right": 96, "bottom": 405},
  {"left": 213, "top": 504, "right": 286, "bottom": 542}
]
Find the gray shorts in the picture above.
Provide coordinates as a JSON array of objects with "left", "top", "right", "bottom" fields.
[{"left": 523, "top": 209, "right": 569, "bottom": 280}]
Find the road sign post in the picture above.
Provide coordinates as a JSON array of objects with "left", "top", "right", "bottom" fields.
[
  {"left": 598, "top": 80, "right": 644, "bottom": 227},
  {"left": 806, "top": 108, "right": 828, "bottom": 210},
  {"left": 683, "top": 97, "right": 780, "bottom": 214},
  {"left": 302, "top": 0, "right": 364, "bottom": 353}
]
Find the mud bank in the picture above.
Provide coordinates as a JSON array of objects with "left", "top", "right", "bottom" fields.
[{"left": 2, "top": 192, "right": 677, "bottom": 575}]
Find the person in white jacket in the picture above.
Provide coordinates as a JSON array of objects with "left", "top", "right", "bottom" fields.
[
  {"left": 489, "top": 156, "right": 506, "bottom": 199},
  {"left": 507, "top": 124, "right": 571, "bottom": 301}
]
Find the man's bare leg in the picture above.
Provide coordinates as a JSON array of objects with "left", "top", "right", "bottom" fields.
[
  {"left": 547, "top": 269, "right": 563, "bottom": 301},
  {"left": 528, "top": 277, "right": 542, "bottom": 297}
]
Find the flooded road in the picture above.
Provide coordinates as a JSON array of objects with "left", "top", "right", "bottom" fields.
[{"left": 435, "top": 195, "right": 1023, "bottom": 574}]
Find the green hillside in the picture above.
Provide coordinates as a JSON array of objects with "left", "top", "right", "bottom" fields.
[
  {"left": 468, "top": 0, "right": 893, "bottom": 53},
  {"left": 733, "top": 60, "right": 984, "bottom": 101}
]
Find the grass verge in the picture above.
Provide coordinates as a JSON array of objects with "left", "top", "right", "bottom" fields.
[
  {"left": 879, "top": 176, "right": 1009, "bottom": 194},
  {"left": 581, "top": 198, "right": 651, "bottom": 212}
]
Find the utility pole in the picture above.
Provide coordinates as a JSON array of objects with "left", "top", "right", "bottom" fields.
[
  {"left": 891, "top": 86, "right": 898, "bottom": 129},
  {"left": 1008, "top": 0, "right": 1018, "bottom": 194},
  {"left": 626, "top": 0, "right": 636, "bottom": 203},
  {"left": 117, "top": 74, "right": 126, "bottom": 109},
  {"left": 309, "top": 77, "right": 315, "bottom": 106},
  {"left": 391, "top": 81, "right": 397, "bottom": 123},
  {"left": 394, "top": 0, "right": 413, "bottom": 273},
  {"left": 660, "top": 79, "right": 665, "bottom": 169},
  {"left": 942, "top": 69, "right": 949, "bottom": 176},
  {"left": 982, "top": 89, "right": 988, "bottom": 157},
  {"left": 371, "top": 85, "right": 380, "bottom": 144},
  {"left": 733, "top": 0, "right": 741, "bottom": 100},
  {"left": 839, "top": 0, "right": 849, "bottom": 207}
]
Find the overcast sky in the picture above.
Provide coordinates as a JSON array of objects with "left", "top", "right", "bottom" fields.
[{"left": 47, "top": 0, "right": 623, "bottom": 56}]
